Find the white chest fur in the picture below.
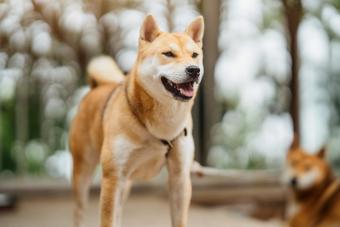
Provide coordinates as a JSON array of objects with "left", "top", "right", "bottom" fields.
[
  {"left": 113, "top": 135, "right": 169, "bottom": 180},
  {"left": 287, "top": 200, "right": 300, "bottom": 219}
]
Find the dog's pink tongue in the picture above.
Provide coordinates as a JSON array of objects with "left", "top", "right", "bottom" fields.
[{"left": 178, "top": 83, "right": 194, "bottom": 97}]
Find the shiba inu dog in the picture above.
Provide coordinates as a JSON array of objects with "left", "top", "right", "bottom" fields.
[
  {"left": 69, "top": 15, "right": 204, "bottom": 227},
  {"left": 283, "top": 138, "right": 340, "bottom": 227}
]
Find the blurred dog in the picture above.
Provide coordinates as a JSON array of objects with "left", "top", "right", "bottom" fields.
[
  {"left": 69, "top": 15, "right": 204, "bottom": 227},
  {"left": 283, "top": 138, "right": 340, "bottom": 227}
]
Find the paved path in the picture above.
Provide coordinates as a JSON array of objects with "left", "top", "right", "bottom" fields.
[{"left": 1, "top": 193, "right": 282, "bottom": 227}]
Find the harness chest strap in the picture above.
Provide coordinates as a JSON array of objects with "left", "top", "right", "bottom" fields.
[
  {"left": 160, "top": 128, "right": 188, "bottom": 151},
  {"left": 101, "top": 85, "right": 121, "bottom": 120}
]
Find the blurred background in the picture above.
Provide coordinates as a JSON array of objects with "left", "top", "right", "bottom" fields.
[{"left": 0, "top": 0, "right": 340, "bottom": 226}]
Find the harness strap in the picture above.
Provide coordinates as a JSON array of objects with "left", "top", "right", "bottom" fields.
[
  {"left": 101, "top": 85, "right": 120, "bottom": 121},
  {"left": 124, "top": 84, "right": 145, "bottom": 128},
  {"left": 124, "top": 84, "right": 187, "bottom": 151}
]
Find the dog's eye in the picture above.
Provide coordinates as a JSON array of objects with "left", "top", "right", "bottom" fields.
[
  {"left": 162, "top": 51, "right": 176, "bottom": 58},
  {"left": 192, "top": 52, "right": 199, "bottom": 58}
]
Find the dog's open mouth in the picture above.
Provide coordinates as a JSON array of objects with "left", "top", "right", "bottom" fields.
[{"left": 161, "top": 77, "right": 196, "bottom": 101}]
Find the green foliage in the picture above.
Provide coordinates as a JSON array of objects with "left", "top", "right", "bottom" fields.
[
  {"left": 330, "top": 0, "right": 340, "bottom": 10},
  {"left": 0, "top": 98, "right": 17, "bottom": 172},
  {"left": 246, "top": 153, "right": 267, "bottom": 169}
]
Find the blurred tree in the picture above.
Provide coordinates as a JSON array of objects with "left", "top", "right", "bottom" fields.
[
  {"left": 210, "top": 0, "right": 292, "bottom": 169},
  {"left": 322, "top": 0, "right": 340, "bottom": 166},
  {"left": 210, "top": 0, "right": 340, "bottom": 169}
]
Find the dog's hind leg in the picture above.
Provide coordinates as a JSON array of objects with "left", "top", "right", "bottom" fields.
[{"left": 72, "top": 146, "right": 99, "bottom": 227}]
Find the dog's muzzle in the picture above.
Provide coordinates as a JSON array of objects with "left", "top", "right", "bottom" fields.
[{"left": 185, "top": 65, "right": 200, "bottom": 82}]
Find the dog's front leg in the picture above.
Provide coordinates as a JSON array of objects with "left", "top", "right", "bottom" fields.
[
  {"left": 100, "top": 144, "right": 126, "bottom": 227},
  {"left": 166, "top": 135, "right": 194, "bottom": 227},
  {"left": 100, "top": 175, "right": 125, "bottom": 227}
]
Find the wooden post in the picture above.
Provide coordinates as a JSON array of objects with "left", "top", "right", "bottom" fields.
[
  {"left": 195, "top": 0, "right": 221, "bottom": 165},
  {"left": 282, "top": 0, "right": 303, "bottom": 137}
]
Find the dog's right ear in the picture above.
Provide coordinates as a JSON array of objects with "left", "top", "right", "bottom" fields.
[
  {"left": 316, "top": 147, "right": 326, "bottom": 159},
  {"left": 185, "top": 16, "right": 204, "bottom": 44},
  {"left": 290, "top": 133, "right": 299, "bottom": 150},
  {"left": 140, "top": 15, "right": 160, "bottom": 43}
]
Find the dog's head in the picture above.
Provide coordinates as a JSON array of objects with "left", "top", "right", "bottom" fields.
[
  {"left": 136, "top": 15, "right": 204, "bottom": 102},
  {"left": 283, "top": 137, "right": 331, "bottom": 192}
]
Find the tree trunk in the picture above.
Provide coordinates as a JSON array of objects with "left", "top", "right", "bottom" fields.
[
  {"left": 195, "top": 0, "right": 221, "bottom": 164},
  {"left": 282, "top": 0, "right": 303, "bottom": 138}
]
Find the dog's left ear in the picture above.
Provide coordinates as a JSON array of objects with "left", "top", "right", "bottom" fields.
[
  {"left": 140, "top": 14, "right": 161, "bottom": 43},
  {"left": 185, "top": 16, "right": 204, "bottom": 44},
  {"left": 316, "top": 146, "right": 326, "bottom": 159}
]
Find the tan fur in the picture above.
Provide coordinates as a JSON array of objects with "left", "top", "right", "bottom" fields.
[
  {"left": 87, "top": 56, "right": 125, "bottom": 88},
  {"left": 284, "top": 140, "right": 340, "bottom": 227},
  {"left": 70, "top": 15, "right": 204, "bottom": 227}
]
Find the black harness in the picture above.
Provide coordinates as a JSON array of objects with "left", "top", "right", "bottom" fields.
[{"left": 101, "top": 86, "right": 119, "bottom": 120}]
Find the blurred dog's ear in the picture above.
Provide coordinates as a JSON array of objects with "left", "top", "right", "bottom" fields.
[
  {"left": 290, "top": 134, "right": 300, "bottom": 150},
  {"left": 140, "top": 14, "right": 160, "bottom": 42},
  {"left": 185, "top": 16, "right": 204, "bottom": 44},
  {"left": 316, "top": 147, "right": 326, "bottom": 159}
]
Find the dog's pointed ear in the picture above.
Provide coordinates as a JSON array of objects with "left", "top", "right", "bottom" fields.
[
  {"left": 290, "top": 133, "right": 300, "bottom": 150},
  {"left": 140, "top": 14, "right": 160, "bottom": 43},
  {"left": 316, "top": 147, "right": 326, "bottom": 159},
  {"left": 185, "top": 16, "right": 204, "bottom": 44}
]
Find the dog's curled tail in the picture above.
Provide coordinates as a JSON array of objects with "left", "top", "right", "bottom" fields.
[{"left": 87, "top": 56, "right": 125, "bottom": 89}]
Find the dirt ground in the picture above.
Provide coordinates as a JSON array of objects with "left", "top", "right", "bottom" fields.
[{"left": 0, "top": 192, "right": 282, "bottom": 227}]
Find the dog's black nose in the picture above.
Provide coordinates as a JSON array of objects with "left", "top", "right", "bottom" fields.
[
  {"left": 290, "top": 177, "right": 298, "bottom": 187},
  {"left": 186, "top": 66, "right": 200, "bottom": 79}
]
